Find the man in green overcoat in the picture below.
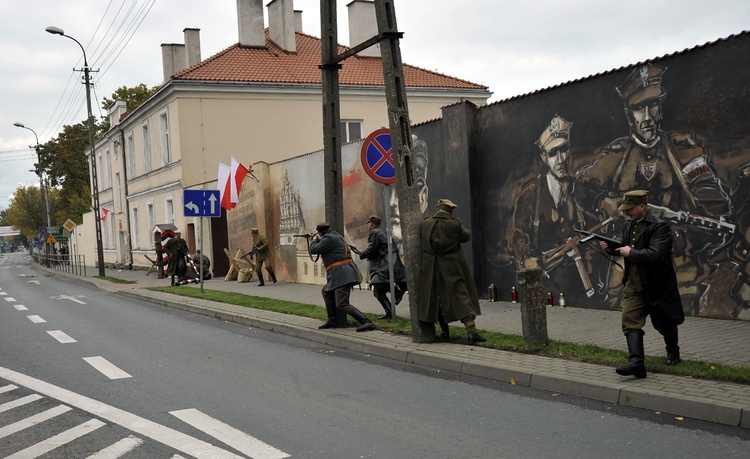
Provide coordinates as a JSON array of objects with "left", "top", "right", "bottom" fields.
[
  {"left": 419, "top": 199, "right": 485, "bottom": 345},
  {"left": 250, "top": 228, "right": 277, "bottom": 286}
]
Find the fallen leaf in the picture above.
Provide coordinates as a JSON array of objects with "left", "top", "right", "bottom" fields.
[
  {"left": 710, "top": 365, "right": 716, "bottom": 370},
  {"left": 675, "top": 417, "right": 684, "bottom": 421},
  {"left": 655, "top": 411, "right": 661, "bottom": 415},
  {"left": 552, "top": 392, "right": 560, "bottom": 397},
  {"left": 510, "top": 378, "right": 517, "bottom": 385}
]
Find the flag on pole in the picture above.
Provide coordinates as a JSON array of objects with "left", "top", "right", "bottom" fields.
[
  {"left": 99, "top": 207, "right": 109, "bottom": 221},
  {"left": 218, "top": 158, "right": 251, "bottom": 211},
  {"left": 218, "top": 162, "right": 232, "bottom": 210},
  {"left": 231, "top": 156, "right": 249, "bottom": 205}
]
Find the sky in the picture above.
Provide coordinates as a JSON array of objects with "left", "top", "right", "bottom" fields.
[{"left": 0, "top": 0, "right": 747, "bottom": 211}]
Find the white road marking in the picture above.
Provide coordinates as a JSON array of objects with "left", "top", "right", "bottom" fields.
[
  {"left": 0, "top": 384, "right": 18, "bottom": 394},
  {"left": 27, "top": 315, "right": 47, "bottom": 324},
  {"left": 5, "top": 418, "right": 106, "bottom": 459},
  {"left": 13, "top": 304, "right": 28, "bottom": 311},
  {"left": 0, "top": 366, "right": 246, "bottom": 459},
  {"left": 0, "top": 405, "right": 72, "bottom": 439},
  {"left": 4, "top": 297, "right": 16, "bottom": 302},
  {"left": 47, "top": 330, "right": 77, "bottom": 344},
  {"left": 85, "top": 434, "right": 144, "bottom": 458},
  {"left": 0, "top": 394, "right": 43, "bottom": 413},
  {"left": 83, "top": 356, "right": 132, "bottom": 380},
  {"left": 51, "top": 294, "right": 86, "bottom": 304},
  {"left": 27, "top": 280, "right": 41, "bottom": 284},
  {"left": 170, "top": 408, "right": 290, "bottom": 459},
  {"left": 0, "top": 291, "right": 7, "bottom": 295}
]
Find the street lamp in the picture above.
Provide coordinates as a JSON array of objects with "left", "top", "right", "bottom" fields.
[
  {"left": 12, "top": 122, "right": 51, "bottom": 229},
  {"left": 46, "top": 25, "right": 105, "bottom": 276}
]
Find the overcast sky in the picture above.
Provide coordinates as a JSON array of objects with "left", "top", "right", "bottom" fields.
[{"left": 1, "top": 0, "right": 747, "bottom": 211}]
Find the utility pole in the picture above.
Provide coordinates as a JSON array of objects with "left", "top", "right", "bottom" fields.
[{"left": 319, "top": 0, "right": 433, "bottom": 341}]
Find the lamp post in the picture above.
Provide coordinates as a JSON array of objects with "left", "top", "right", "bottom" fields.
[
  {"left": 46, "top": 26, "right": 105, "bottom": 276},
  {"left": 12, "top": 123, "right": 51, "bottom": 230}
]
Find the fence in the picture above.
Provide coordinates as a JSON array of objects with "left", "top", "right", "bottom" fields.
[{"left": 30, "top": 247, "right": 87, "bottom": 277}]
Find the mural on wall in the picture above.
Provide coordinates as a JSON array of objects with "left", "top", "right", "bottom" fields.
[{"left": 466, "top": 32, "right": 750, "bottom": 320}]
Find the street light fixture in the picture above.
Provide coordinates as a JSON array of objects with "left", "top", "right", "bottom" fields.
[
  {"left": 13, "top": 122, "right": 52, "bottom": 228},
  {"left": 46, "top": 25, "right": 105, "bottom": 276}
]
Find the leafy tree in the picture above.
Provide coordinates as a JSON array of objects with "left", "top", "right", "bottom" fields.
[
  {"left": 4, "top": 185, "right": 46, "bottom": 240},
  {"left": 100, "top": 83, "right": 159, "bottom": 132}
]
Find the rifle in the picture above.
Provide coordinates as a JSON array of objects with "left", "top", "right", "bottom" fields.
[
  {"left": 241, "top": 248, "right": 257, "bottom": 259},
  {"left": 647, "top": 204, "right": 735, "bottom": 234},
  {"left": 573, "top": 228, "right": 624, "bottom": 249},
  {"left": 293, "top": 232, "right": 316, "bottom": 239}
]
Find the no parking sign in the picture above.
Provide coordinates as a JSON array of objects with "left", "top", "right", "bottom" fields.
[{"left": 361, "top": 128, "right": 395, "bottom": 184}]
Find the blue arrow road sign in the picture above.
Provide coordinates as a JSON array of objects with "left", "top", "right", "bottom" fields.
[{"left": 183, "top": 190, "right": 221, "bottom": 217}]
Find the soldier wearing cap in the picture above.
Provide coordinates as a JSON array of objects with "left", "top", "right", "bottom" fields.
[
  {"left": 310, "top": 222, "right": 376, "bottom": 332},
  {"left": 576, "top": 62, "right": 730, "bottom": 312},
  {"left": 506, "top": 115, "right": 593, "bottom": 303},
  {"left": 351, "top": 214, "right": 407, "bottom": 319},
  {"left": 249, "top": 228, "right": 276, "bottom": 286},
  {"left": 164, "top": 231, "right": 189, "bottom": 286},
  {"left": 599, "top": 190, "right": 684, "bottom": 378},
  {"left": 419, "top": 199, "right": 485, "bottom": 345}
]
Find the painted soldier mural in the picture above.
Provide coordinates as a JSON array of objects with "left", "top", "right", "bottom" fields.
[
  {"left": 576, "top": 63, "right": 734, "bottom": 315},
  {"left": 506, "top": 115, "right": 603, "bottom": 305}
]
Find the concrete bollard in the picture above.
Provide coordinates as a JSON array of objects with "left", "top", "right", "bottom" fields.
[{"left": 518, "top": 267, "right": 549, "bottom": 347}]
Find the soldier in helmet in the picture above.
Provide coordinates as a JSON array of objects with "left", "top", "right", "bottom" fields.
[{"left": 576, "top": 63, "right": 731, "bottom": 313}]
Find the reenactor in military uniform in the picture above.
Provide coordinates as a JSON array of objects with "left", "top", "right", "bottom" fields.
[
  {"left": 576, "top": 63, "right": 732, "bottom": 313},
  {"left": 250, "top": 228, "right": 277, "bottom": 286},
  {"left": 507, "top": 115, "right": 598, "bottom": 305}
]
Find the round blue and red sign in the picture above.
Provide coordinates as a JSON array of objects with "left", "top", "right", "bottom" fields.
[{"left": 361, "top": 128, "right": 395, "bottom": 184}]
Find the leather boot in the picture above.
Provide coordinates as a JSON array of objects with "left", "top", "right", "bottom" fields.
[
  {"left": 664, "top": 332, "right": 681, "bottom": 365},
  {"left": 438, "top": 311, "right": 450, "bottom": 339},
  {"left": 376, "top": 297, "right": 392, "bottom": 320},
  {"left": 350, "top": 310, "right": 376, "bottom": 332},
  {"left": 318, "top": 301, "right": 338, "bottom": 329},
  {"left": 616, "top": 332, "right": 647, "bottom": 378},
  {"left": 257, "top": 272, "right": 265, "bottom": 286},
  {"left": 268, "top": 268, "right": 277, "bottom": 283}
]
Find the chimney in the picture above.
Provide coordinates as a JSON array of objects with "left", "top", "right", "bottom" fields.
[
  {"left": 268, "top": 0, "right": 296, "bottom": 52},
  {"left": 161, "top": 43, "right": 187, "bottom": 81},
  {"left": 347, "top": 0, "right": 379, "bottom": 57},
  {"left": 237, "top": 0, "right": 265, "bottom": 47},
  {"left": 184, "top": 28, "right": 201, "bottom": 68},
  {"left": 294, "top": 10, "right": 303, "bottom": 33},
  {"left": 108, "top": 100, "right": 127, "bottom": 128}
]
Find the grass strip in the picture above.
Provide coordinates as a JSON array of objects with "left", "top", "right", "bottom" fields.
[{"left": 149, "top": 286, "right": 750, "bottom": 385}]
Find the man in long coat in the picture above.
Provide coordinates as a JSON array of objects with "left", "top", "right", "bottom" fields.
[
  {"left": 419, "top": 199, "right": 485, "bottom": 345},
  {"left": 353, "top": 214, "right": 407, "bottom": 319},
  {"left": 250, "top": 228, "right": 276, "bottom": 286},
  {"left": 600, "top": 190, "right": 684, "bottom": 378}
]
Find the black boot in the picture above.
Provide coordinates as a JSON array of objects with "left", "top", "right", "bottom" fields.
[
  {"left": 664, "top": 332, "right": 681, "bottom": 365},
  {"left": 376, "top": 297, "right": 392, "bottom": 320},
  {"left": 268, "top": 268, "right": 277, "bottom": 283},
  {"left": 257, "top": 272, "right": 265, "bottom": 286},
  {"left": 318, "top": 301, "right": 338, "bottom": 329},
  {"left": 350, "top": 310, "right": 376, "bottom": 332},
  {"left": 616, "top": 332, "right": 647, "bottom": 378},
  {"left": 467, "top": 332, "right": 486, "bottom": 345}
]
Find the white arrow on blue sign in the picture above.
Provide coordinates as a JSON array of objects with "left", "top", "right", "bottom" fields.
[{"left": 183, "top": 190, "right": 221, "bottom": 217}]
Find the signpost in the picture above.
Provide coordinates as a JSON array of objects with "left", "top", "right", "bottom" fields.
[
  {"left": 183, "top": 189, "right": 221, "bottom": 292},
  {"left": 361, "top": 129, "right": 398, "bottom": 322}
]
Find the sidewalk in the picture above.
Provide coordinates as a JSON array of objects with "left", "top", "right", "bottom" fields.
[{"left": 41, "top": 264, "right": 750, "bottom": 429}]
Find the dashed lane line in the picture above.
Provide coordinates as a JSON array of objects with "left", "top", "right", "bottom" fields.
[
  {"left": 83, "top": 356, "right": 132, "bottom": 380},
  {"left": 13, "top": 304, "right": 28, "bottom": 311},
  {"left": 26, "top": 315, "right": 47, "bottom": 324},
  {"left": 47, "top": 330, "right": 78, "bottom": 344}
]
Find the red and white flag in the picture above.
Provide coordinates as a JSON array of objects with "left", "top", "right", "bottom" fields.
[
  {"left": 99, "top": 207, "right": 109, "bottom": 221},
  {"left": 218, "top": 157, "right": 251, "bottom": 211}
]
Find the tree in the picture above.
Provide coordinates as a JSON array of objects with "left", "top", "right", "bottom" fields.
[
  {"left": 100, "top": 83, "right": 159, "bottom": 132},
  {"left": 4, "top": 184, "right": 45, "bottom": 240}
]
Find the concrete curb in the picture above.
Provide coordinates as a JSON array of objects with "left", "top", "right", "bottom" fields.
[{"left": 115, "top": 288, "right": 750, "bottom": 430}]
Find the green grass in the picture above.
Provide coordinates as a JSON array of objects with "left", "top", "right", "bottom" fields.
[
  {"left": 149, "top": 286, "right": 750, "bottom": 385},
  {"left": 97, "top": 276, "right": 136, "bottom": 284}
]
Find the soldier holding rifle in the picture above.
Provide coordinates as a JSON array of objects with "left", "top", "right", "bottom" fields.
[{"left": 599, "top": 190, "right": 684, "bottom": 379}]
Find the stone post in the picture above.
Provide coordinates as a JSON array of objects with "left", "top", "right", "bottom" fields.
[{"left": 518, "top": 267, "right": 548, "bottom": 346}]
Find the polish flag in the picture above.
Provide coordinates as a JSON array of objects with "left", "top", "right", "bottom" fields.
[
  {"left": 99, "top": 207, "right": 109, "bottom": 221},
  {"left": 231, "top": 156, "right": 249, "bottom": 206},
  {"left": 218, "top": 162, "right": 232, "bottom": 210}
]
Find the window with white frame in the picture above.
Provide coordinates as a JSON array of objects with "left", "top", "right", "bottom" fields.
[
  {"left": 147, "top": 202, "right": 155, "bottom": 233},
  {"left": 126, "top": 132, "right": 136, "bottom": 177},
  {"left": 131, "top": 206, "right": 140, "bottom": 249},
  {"left": 159, "top": 110, "right": 171, "bottom": 165},
  {"left": 110, "top": 218, "right": 117, "bottom": 249},
  {"left": 115, "top": 173, "right": 122, "bottom": 211},
  {"left": 165, "top": 198, "right": 174, "bottom": 224},
  {"left": 96, "top": 152, "right": 103, "bottom": 192},
  {"left": 340, "top": 120, "right": 363, "bottom": 143},
  {"left": 142, "top": 122, "right": 151, "bottom": 173},
  {"left": 104, "top": 149, "right": 111, "bottom": 189},
  {"left": 102, "top": 214, "right": 109, "bottom": 248}
]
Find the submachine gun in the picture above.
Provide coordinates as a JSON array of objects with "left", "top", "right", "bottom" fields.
[{"left": 573, "top": 228, "right": 625, "bottom": 250}]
